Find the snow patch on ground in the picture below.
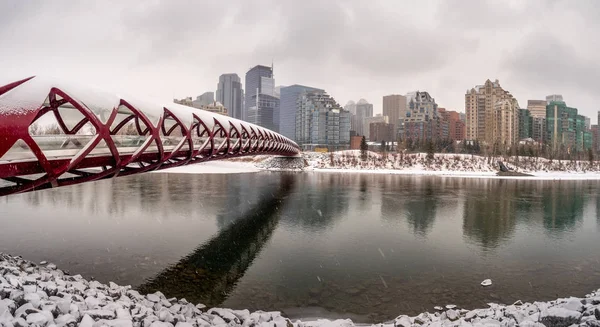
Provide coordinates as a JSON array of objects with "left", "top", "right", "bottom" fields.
[
  {"left": 157, "top": 161, "right": 261, "bottom": 174},
  {"left": 154, "top": 151, "right": 600, "bottom": 180}
]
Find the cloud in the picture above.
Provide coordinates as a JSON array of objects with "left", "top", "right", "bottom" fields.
[{"left": 0, "top": 0, "right": 599, "bottom": 116}]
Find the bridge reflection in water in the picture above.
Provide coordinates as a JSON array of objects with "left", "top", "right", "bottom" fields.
[{"left": 137, "top": 174, "right": 295, "bottom": 306}]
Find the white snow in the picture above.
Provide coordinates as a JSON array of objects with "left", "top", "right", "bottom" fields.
[
  {"left": 1, "top": 252, "right": 600, "bottom": 327},
  {"left": 157, "top": 161, "right": 261, "bottom": 174},
  {"left": 481, "top": 279, "right": 492, "bottom": 287}
]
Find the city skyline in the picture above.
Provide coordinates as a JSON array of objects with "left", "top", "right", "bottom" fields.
[{"left": 1, "top": 1, "right": 599, "bottom": 119}]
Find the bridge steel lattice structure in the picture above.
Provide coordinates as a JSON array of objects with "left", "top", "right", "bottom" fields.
[{"left": 0, "top": 76, "right": 300, "bottom": 196}]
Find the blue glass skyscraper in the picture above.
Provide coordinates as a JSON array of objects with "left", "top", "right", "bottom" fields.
[
  {"left": 244, "top": 65, "right": 279, "bottom": 131},
  {"left": 279, "top": 85, "right": 323, "bottom": 141}
]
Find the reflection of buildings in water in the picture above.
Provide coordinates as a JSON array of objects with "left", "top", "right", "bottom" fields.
[
  {"left": 137, "top": 175, "right": 295, "bottom": 306},
  {"left": 597, "top": 192, "right": 600, "bottom": 227},
  {"left": 405, "top": 179, "right": 438, "bottom": 236},
  {"left": 22, "top": 173, "right": 231, "bottom": 222},
  {"left": 279, "top": 173, "right": 350, "bottom": 231},
  {"left": 541, "top": 182, "right": 585, "bottom": 233},
  {"left": 462, "top": 180, "right": 517, "bottom": 249},
  {"left": 217, "top": 175, "right": 267, "bottom": 229},
  {"left": 380, "top": 177, "right": 440, "bottom": 237}
]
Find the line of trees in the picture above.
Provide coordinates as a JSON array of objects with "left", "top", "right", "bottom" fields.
[{"left": 391, "top": 137, "right": 596, "bottom": 162}]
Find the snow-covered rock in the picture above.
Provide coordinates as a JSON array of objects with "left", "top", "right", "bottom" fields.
[{"left": 0, "top": 252, "right": 599, "bottom": 327}]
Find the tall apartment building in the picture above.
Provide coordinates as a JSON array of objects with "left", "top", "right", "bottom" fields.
[
  {"left": 439, "top": 108, "right": 465, "bottom": 141},
  {"left": 194, "top": 92, "right": 214, "bottom": 107},
  {"left": 173, "top": 98, "right": 227, "bottom": 116},
  {"left": 344, "top": 101, "right": 357, "bottom": 115},
  {"left": 216, "top": 73, "right": 243, "bottom": 120},
  {"left": 244, "top": 65, "right": 279, "bottom": 131},
  {"left": 546, "top": 101, "right": 592, "bottom": 151},
  {"left": 531, "top": 117, "right": 546, "bottom": 144},
  {"left": 295, "top": 91, "right": 351, "bottom": 150},
  {"left": 369, "top": 122, "right": 395, "bottom": 143},
  {"left": 363, "top": 115, "right": 387, "bottom": 141},
  {"left": 518, "top": 109, "right": 532, "bottom": 140},
  {"left": 399, "top": 119, "right": 448, "bottom": 143},
  {"left": 527, "top": 100, "right": 547, "bottom": 119},
  {"left": 397, "top": 92, "right": 446, "bottom": 143},
  {"left": 585, "top": 117, "right": 591, "bottom": 130},
  {"left": 405, "top": 91, "right": 438, "bottom": 122},
  {"left": 279, "top": 85, "right": 323, "bottom": 141},
  {"left": 592, "top": 125, "right": 600, "bottom": 151},
  {"left": 465, "top": 79, "right": 518, "bottom": 144},
  {"left": 546, "top": 94, "right": 564, "bottom": 104},
  {"left": 382, "top": 94, "right": 407, "bottom": 133},
  {"left": 492, "top": 98, "right": 520, "bottom": 146},
  {"left": 350, "top": 99, "right": 373, "bottom": 136}
]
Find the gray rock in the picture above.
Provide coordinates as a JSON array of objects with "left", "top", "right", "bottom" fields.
[
  {"left": 0, "top": 300, "right": 14, "bottom": 317},
  {"left": 54, "top": 313, "right": 77, "bottom": 326},
  {"left": 14, "top": 303, "right": 36, "bottom": 319},
  {"left": 84, "top": 296, "right": 100, "bottom": 309},
  {"left": 117, "top": 308, "right": 132, "bottom": 320},
  {"left": 595, "top": 308, "right": 600, "bottom": 320},
  {"left": 394, "top": 315, "right": 411, "bottom": 327},
  {"left": 146, "top": 294, "right": 161, "bottom": 303},
  {"left": 26, "top": 312, "right": 50, "bottom": 325},
  {"left": 9, "top": 291, "right": 24, "bottom": 305},
  {"left": 157, "top": 308, "right": 174, "bottom": 323},
  {"left": 104, "top": 319, "right": 134, "bottom": 327},
  {"left": 84, "top": 309, "right": 116, "bottom": 320},
  {"left": 68, "top": 282, "right": 86, "bottom": 294},
  {"left": 56, "top": 301, "right": 70, "bottom": 316},
  {"left": 79, "top": 314, "right": 94, "bottom": 327},
  {"left": 174, "top": 323, "right": 193, "bottom": 327},
  {"left": 207, "top": 309, "right": 240, "bottom": 324},
  {"left": 12, "top": 318, "right": 27, "bottom": 327},
  {"left": 446, "top": 309, "right": 459, "bottom": 321},
  {"left": 23, "top": 293, "right": 41, "bottom": 308},
  {"left": 22, "top": 277, "right": 37, "bottom": 286},
  {"left": 563, "top": 298, "right": 584, "bottom": 312}
]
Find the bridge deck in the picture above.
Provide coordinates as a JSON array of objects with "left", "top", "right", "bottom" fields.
[{"left": 0, "top": 76, "right": 300, "bottom": 196}]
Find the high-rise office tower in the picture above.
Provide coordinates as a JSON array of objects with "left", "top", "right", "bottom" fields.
[
  {"left": 244, "top": 65, "right": 279, "bottom": 131},
  {"left": 383, "top": 94, "right": 407, "bottom": 133},
  {"left": 352, "top": 99, "right": 373, "bottom": 136},
  {"left": 216, "top": 74, "right": 243, "bottom": 119},
  {"left": 279, "top": 85, "right": 324, "bottom": 141}
]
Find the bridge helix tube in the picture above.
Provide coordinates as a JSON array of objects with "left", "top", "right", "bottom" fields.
[{"left": 0, "top": 76, "right": 300, "bottom": 196}]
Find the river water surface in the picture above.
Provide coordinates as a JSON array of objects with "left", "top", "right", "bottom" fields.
[{"left": 1, "top": 172, "right": 600, "bottom": 322}]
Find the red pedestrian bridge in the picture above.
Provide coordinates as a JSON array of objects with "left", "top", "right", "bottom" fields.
[{"left": 0, "top": 76, "right": 300, "bottom": 196}]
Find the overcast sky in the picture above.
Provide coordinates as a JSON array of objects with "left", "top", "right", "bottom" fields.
[{"left": 1, "top": 0, "right": 599, "bottom": 120}]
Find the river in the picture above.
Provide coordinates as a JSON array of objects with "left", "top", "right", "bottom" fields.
[{"left": 1, "top": 172, "right": 599, "bottom": 322}]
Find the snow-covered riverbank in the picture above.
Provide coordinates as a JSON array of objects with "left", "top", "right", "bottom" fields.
[
  {"left": 161, "top": 152, "right": 600, "bottom": 180},
  {"left": 1, "top": 253, "right": 599, "bottom": 327}
]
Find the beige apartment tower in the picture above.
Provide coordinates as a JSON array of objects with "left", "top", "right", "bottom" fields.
[
  {"left": 465, "top": 79, "right": 518, "bottom": 144},
  {"left": 527, "top": 100, "right": 547, "bottom": 118},
  {"left": 382, "top": 94, "right": 407, "bottom": 133},
  {"left": 493, "top": 99, "right": 519, "bottom": 146}
]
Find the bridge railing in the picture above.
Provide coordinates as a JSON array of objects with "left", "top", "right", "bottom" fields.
[{"left": 0, "top": 76, "right": 300, "bottom": 196}]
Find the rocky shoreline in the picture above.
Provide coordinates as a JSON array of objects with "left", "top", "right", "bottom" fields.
[{"left": 1, "top": 253, "right": 599, "bottom": 327}]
